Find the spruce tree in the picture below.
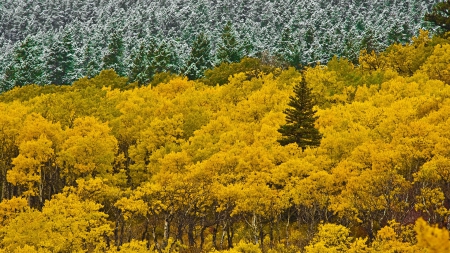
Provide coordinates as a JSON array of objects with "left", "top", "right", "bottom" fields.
[
  {"left": 2, "top": 36, "right": 44, "bottom": 90},
  {"left": 277, "top": 28, "right": 302, "bottom": 68},
  {"left": 102, "top": 31, "right": 125, "bottom": 76},
  {"left": 425, "top": 0, "right": 450, "bottom": 35},
  {"left": 152, "top": 39, "right": 179, "bottom": 75},
  {"left": 216, "top": 21, "right": 243, "bottom": 64},
  {"left": 142, "top": 38, "right": 158, "bottom": 83},
  {"left": 128, "top": 42, "right": 148, "bottom": 85},
  {"left": 45, "top": 31, "right": 75, "bottom": 85},
  {"left": 278, "top": 75, "right": 322, "bottom": 150},
  {"left": 61, "top": 30, "right": 76, "bottom": 82},
  {"left": 184, "top": 32, "right": 213, "bottom": 80},
  {"left": 82, "top": 41, "right": 101, "bottom": 78}
]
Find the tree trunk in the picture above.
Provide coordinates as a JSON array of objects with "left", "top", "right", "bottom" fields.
[
  {"left": 177, "top": 222, "right": 184, "bottom": 244},
  {"left": 252, "top": 213, "right": 259, "bottom": 245},
  {"left": 163, "top": 214, "right": 171, "bottom": 248},
  {"left": 259, "top": 228, "right": 265, "bottom": 252},
  {"left": 285, "top": 210, "right": 291, "bottom": 247},
  {"left": 212, "top": 223, "right": 218, "bottom": 250},
  {"left": 227, "top": 221, "right": 234, "bottom": 249},
  {"left": 188, "top": 221, "right": 195, "bottom": 247},
  {"left": 200, "top": 225, "right": 207, "bottom": 250},
  {"left": 120, "top": 219, "right": 125, "bottom": 246}
]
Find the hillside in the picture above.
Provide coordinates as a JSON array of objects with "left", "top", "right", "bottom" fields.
[
  {"left": 1, "top": 29, "right": 450, "bottom": 252},
  {"left": 0, "top": 0, "right": 442, "bottom": 92}
]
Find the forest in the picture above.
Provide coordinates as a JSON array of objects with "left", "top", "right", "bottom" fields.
[
  {"left": 0, "top": 0, "right": 442, "bottom": 91},
  {"left": 1, "top": 26, "right": 450, "bottom": 251},
  {"left": 2, "top": 0, "right": 450, "bottom": 252}
]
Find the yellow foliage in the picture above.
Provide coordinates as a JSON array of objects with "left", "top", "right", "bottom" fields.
[
  {"left": 419, "top": 44, "right": 450, "bottom": 84},
  {"left": 2, "top": 43, "right": 450, "bottom": 252},
  {"left": 383, "top": 30, "right": 432, "bottom": 76},
  {"left": 0, "top": 197, "right": 29, "bottom": 226},
  {"left": 0, "top": 193, "right": 112, "bottom": 252},
  {"left": 415, "top": 218, "right": 450, "bottom": 253},
  {"left": 305, "top": 223, "right": 351, "bottom": 253},
  {"left": 370, "top": 221, "right": 416, "bottom": 253},
  {"left": 58, "top": 116, "right": 118, "bottom": 183}
]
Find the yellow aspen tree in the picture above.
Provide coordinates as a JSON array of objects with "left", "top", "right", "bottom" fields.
[
  {"left": 0, "top": 197, "right": 29, "bottom": 226},
  {"left": 57, "top": 116, "right": 119, "bottom": 184},
  {"left": 0, "top": 193, "right": 112, "bottom": 252},
  {"left": 370, "top": 220, "right": 416, "bottom": 252},
  {"left": 0, "top": 102, "right": 29, "bottom": 200},
  {"left": 419, "top": 44, "right": 450, "bottom": 84},
  {"left": 415, "top": 218, "right": 450, "bottom": 253},
  {"left": 304, "top": 223, "right": 352, "bottom": 253},
  {"left": 128, "top": 114, "right": 184, "bottom": 186},
  {"left": 7, "top": 113, "right": 63, "bottom": 207}
]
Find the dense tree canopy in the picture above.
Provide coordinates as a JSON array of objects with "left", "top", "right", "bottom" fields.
[
  {"left": 0, "top": 29, "right": 450, "bottom": 251},
  {"left": 1, "top": 1, "right": 450, "bottom": 252},
  {"left": 425, "top": 0, "right": 450, "bottom": 35},
  {"left": 0, "top": 0, "right": 443, "bottom": 91}
]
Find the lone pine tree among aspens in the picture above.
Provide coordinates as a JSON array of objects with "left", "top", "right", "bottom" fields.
[{"left": 278, "top": 75, "right": 322, "bottom": 151}]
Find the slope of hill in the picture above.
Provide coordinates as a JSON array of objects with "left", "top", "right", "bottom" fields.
[
  {"left": 1, "top": 30, "right": 450, "bottom": 252},
  {"left": 0, "top": 0, "right": 442, "bottom": 92}
]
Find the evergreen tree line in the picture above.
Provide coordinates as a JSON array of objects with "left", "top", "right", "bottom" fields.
[
  {"left": 0, "top": 22, "right": 247, "bottom": 91},
  {"left": 0, "top": 0, "right": 443, "bottom": 92}
]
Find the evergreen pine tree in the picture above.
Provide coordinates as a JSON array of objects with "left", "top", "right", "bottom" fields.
[
  {"left": 184, "top": 32, "right": 213, "bottom": 80},
  {"left": 82, "top": 41, "right": 101, "bottom": 79},
  {"left": 360, "top": 29, "right": 378, "bottom": 53},
  {"left": 216, "top": 21, "right": 243, "bottom": 64},
  {"left": 128, "top": 42, "right": 148, "bottom": 85},
  {"left": 152, "top": 39, "right": 179, "bottom": 75},
  {"left": 61, "top": 30, "right": 76, "bottom": 82},
  {"left": 277, "top": 28, "right": 302, "bottom": 68},
  {"left": 425, "top": 0, "right": 450, "bottom": 35},
  {"left": 45, "top": 30, "right": 75, "bottom": 85},
  {"left": 2, "top": 36, "right": 44, "bottom": 90},
  {"left": 102, "top": 31, "right": 125, "bottom": 76},
  {"left": 278, "top": 75, "right": 322, "bottom": 151},
  {"left": 142, "top": 38, "right": 159, "bottom": 83}
]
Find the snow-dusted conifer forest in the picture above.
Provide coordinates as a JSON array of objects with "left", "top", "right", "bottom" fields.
[{"left": 0, "top": 0, "right": 442, "bottom": 91}]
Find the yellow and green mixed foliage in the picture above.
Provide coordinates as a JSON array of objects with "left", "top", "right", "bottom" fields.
[{"left": 1, "top": 31, "right": 450, "bottom": 252}]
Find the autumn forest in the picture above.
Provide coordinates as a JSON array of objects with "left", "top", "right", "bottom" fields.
[{"left": 2, "top": 1, "right": 450, "bottom": 253}]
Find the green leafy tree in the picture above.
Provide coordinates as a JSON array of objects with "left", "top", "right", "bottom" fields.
[
  {"left": 425, "top": 0, "right": 450, "bottom": 35},
  {"left": 278, "top": 75, "right": 322, "bottom": 150},
  {"left": 216, "top": 21, "right": 243, "bottom": 64},
  {"left": 184, "top": 32, "right": 213, "bottom": 80}
]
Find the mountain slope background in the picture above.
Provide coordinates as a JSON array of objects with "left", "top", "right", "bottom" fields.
[{"left": 0, "top": 0, "right": 442, "bottom": 91}]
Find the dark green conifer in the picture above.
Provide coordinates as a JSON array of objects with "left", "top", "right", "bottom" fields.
[
  {"left": 82, "top": 41, "right": 101, "bottom": 78},
  {"left": 152, "top": 40, "right": 179, "bottom": 74},
  {"left": 45, "top": 31, "right": 75, "bottom": 85},
  {"left": 425, "top": 0, "right": 450, "bottom": 35},
  {"left": 129, "top": 42, "right": 148, "bottom": 85},
  {"left": 184, "top": 32, "right": 213, "bottom": 80},
  {"left": 2, "top": 36, "right": 44, "bottom": 90},
  {"left": 277, "top": 28, "right": 302, "bottom": 68},
  {"left": 278, "top": 75, "right": 322, "bottom": 150},
  {"left": 142, "top": 38, "right": 159, "bottom": 83},
  {"left": 217, "top": 21, "right": 243, "bottom": 64},
  {"left": 102, "top": 31, "right": 125, "bottom": 76}
]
